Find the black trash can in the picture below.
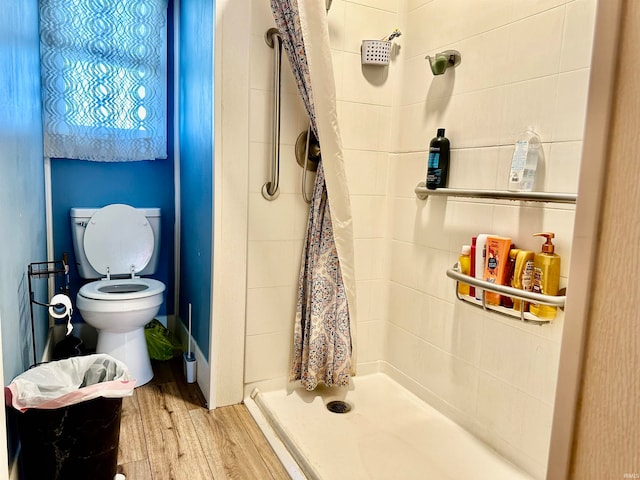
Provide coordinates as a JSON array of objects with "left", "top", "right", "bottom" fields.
[
  {"left": 7, "top": 354, "right": 133, "bottom": 480},
  {"left": 17, "top": 395, "right": 122, "bottom": 480}
]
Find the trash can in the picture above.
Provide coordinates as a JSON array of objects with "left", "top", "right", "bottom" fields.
[{"left": 6, "top": 354, "right": 136, "bottom": 480}]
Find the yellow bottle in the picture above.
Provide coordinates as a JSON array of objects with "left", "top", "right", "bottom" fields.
[
  {"left": 502, "top": 248, "right": 520, "bottom": 308},
  {"left": 511, "top": 250, "right": 535, "bottom": 312},
  {"left": 530, "top": 232, "right": 561, "bottom": 320},
  {"left": 458, "top": 245, "right": 471, "bottom": 296}
]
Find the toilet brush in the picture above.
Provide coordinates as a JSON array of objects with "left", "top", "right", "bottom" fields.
[{"left": 183, "top": 303, "right": 197, "bottom": 383}]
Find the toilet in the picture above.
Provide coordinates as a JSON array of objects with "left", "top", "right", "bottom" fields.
[{"left": 71, "top": 204, "right": 165, "bottom": 386}]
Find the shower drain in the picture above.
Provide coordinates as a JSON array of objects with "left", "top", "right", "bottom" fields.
[{"left": 326, "top": 400, "right": 352, "bottom": 414}]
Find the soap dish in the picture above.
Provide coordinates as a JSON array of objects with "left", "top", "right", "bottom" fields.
[{"left": 361, "top": 40, "right": 391, "bottom": 65}]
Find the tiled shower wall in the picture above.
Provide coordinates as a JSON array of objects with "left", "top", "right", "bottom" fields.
[
  {"left": 244, "top": 0, "right": 397, "bottom": 388},
  {"left": 388, "top": 0, "right": 596, "bottom": 477},
  {"left": 243, "top": 0, "right": 596, "bottom": 478}
]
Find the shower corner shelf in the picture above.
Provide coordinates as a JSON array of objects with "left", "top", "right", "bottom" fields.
[
  {"left": 414, "top": 182, "right": 577, "bottom": 204},
  {"left": 447, "top": 265, "right": 565, "bottom": 325}
]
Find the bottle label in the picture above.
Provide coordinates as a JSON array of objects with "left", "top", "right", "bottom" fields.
[
  {"left": 426, "top": 169, "right": 441, "bottom": 183},
  {"left": 522, "top": 260, "right": 534, "bottom": 290},
  {"left": 533, "top": 266, "right": 543, "bottom": 294},
  {"left": 509, "top": 140, "right": 529, "bottom": 183},
  {"left": 428, "top": 152, "right": 440, "bottom": 168},
  {"left": 487, "top": 257, "right": 498, "bottom": 271}
]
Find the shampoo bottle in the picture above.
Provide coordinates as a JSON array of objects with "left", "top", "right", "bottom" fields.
[
  {"left": 530, "top": 232, "right": 561, "bottom": 320},
  {"left": 508, "top": 127, "right": 542, "bottom": 192},
  {"left": 426, "top": 128, "right": 450, "bottom": 190},
  {"left": 483, "top": 236, "right": 512, "bottom": 306}
]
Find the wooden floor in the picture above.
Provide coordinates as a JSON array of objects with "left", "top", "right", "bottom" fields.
[{"left": 117, "top": 358, "right": 291, "bottom": 480}]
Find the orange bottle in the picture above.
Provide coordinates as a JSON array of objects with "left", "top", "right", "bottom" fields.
[{"left": 483, "top": 236, "right": 512, "bottom": 306}]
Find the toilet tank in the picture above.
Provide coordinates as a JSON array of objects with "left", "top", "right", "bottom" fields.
[{"left": 70, "top": 206, "right": 161, "bottom": 279}]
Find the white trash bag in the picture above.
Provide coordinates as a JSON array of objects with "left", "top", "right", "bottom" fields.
[{"left": 5, "top": 354, "right": 136, "bottom": 412}]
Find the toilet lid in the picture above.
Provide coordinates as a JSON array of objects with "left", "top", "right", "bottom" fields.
[{"left": 84, "top": 204, "right": 154, "bottom": 276}]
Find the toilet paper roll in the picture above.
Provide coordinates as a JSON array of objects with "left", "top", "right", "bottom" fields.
[{"left": 49, "top": 294, "right": 73, "bottom": 319}]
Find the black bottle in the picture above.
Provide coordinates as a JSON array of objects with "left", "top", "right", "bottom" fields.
[{"left": 426, "top": 128, "right": 450, "bottom": 190}]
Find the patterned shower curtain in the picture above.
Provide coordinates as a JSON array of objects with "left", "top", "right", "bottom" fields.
[{"left": 271, "top": 0, "right": 356, "bottom": 390}]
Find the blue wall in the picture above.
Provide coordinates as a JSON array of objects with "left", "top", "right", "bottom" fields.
[
  {"left": 0, "top": 0, "right": 47, "bottom": 381},
  {"left": 179, "top": 0, "right": 213, "bottom": 360},
  {"left": 0, "top": 0, "right": 48, "bottom": 461},
  {"left": 50, "top": 159, "right": 175, "bottom": 320}
]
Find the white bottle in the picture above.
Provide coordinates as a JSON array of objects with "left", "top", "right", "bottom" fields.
[
  {"left": 508, "top": 127, "right": 542, "bottom": 192},
  {"left": 475, "top": 234, "right": 489, "bottom": 300}
]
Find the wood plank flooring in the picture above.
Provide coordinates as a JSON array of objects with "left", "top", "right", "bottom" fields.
[{"left": 117, "top": 359, "right": 291, "bottom": 480}]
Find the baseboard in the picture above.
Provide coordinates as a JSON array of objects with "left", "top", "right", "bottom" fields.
[{"left": 175, "top": 317, "right": 210, "bottom": 408}]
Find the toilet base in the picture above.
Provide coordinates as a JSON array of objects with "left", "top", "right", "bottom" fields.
[{"left": 96, "top": 328, "right": 153, "bottom": 386}]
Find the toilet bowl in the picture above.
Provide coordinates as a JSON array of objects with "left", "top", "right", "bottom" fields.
[
  {"left": 77, "top": 278, "right": 165, "bottom": 385},
  {"left": 71, "top": 204, "right": 165, "bottom": 387}
]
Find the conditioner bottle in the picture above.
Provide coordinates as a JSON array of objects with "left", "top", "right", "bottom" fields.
[
  {"left": 426, "top": 128, "right": 450, "bottom": 189},
  {"left": 530, "top": 232, "right": 561, "bottom": 320},
  {"left": 483, "top": 236, "right": 512, "bottom": 306}
]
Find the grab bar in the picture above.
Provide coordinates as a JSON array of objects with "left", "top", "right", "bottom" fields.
[{"left": 262, "top": 28, "right": 282, "bottom": 201}]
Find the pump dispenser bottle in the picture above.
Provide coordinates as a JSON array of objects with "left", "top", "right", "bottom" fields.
[
  {"left": 426, "top": 128, "right": 450, "bottom": 189},
  {"left": 530, "top": 232, "right": 561, "bottom": 319}
]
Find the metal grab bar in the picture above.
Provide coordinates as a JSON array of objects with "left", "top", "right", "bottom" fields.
[
  {"left": 262, "top": 28, "right": 282, "bottom": 201},
  {"left": 447, "top": 264, "right": 565, "bottom": 324},
  {"left": 415, "top": 182, "right": 577, "bottom": 204}
]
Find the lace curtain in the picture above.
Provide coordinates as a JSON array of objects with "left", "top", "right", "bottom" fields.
[{"left": 39, "top": 0, "right": 168, "bottom": 162}]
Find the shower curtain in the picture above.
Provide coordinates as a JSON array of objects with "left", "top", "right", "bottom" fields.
[{"left": 271, "top": 0, "right": 357, "bottom": 390}]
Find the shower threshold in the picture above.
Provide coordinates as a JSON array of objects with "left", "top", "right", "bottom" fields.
[{"left": 246, "top": 373, "right": 536, "bottom": 480}]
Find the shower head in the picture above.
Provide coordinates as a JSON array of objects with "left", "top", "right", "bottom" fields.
[{"left": 326, "top": 0, "right": 332, "bottom": 12}]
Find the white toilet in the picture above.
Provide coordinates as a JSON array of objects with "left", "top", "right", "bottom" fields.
[{"left": 71, "top": 204, "right": 165, "bottom": 386}]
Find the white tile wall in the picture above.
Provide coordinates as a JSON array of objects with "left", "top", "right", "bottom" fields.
[
  {"left": 553, "top": 68, "right": 591, "bottom": 142},
  {"left": 476, "top": 373, "right": 526, "bottom": 448},
  {"left": 343, "top": 2, "right": 398, "bottom": 54},
  {"left": 242, "top": 0, "right": 596, "bottom": 478},
  {"left": 383, "top": 0, "right": 595, "bottom": 477},
  {"left": 560, "top": 0, "right": 598, "bottom": 72}
]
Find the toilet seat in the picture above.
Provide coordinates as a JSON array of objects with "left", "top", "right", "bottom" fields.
[
  {"left": 78, "top": 278, "right": 165, "bottom": 301},
  {"left": 84, "top": 204, "right": 154, "bottom": 277}
]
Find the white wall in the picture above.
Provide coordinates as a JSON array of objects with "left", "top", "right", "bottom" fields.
[{"left": 240, "top": 0, "right": 596, "bottom": 478}]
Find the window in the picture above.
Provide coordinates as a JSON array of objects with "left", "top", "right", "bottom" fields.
[{"left": 39, "top": 0, "right": 168, "bottom": 162}]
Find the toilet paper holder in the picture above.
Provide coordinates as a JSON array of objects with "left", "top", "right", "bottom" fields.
[{"left": 27, "top": 253, "right": 71, "bottom": 366}]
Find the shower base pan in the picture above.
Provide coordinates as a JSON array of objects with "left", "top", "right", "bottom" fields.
[{"left": 246, "top": 372, "right": 535, "bottom": 480}]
